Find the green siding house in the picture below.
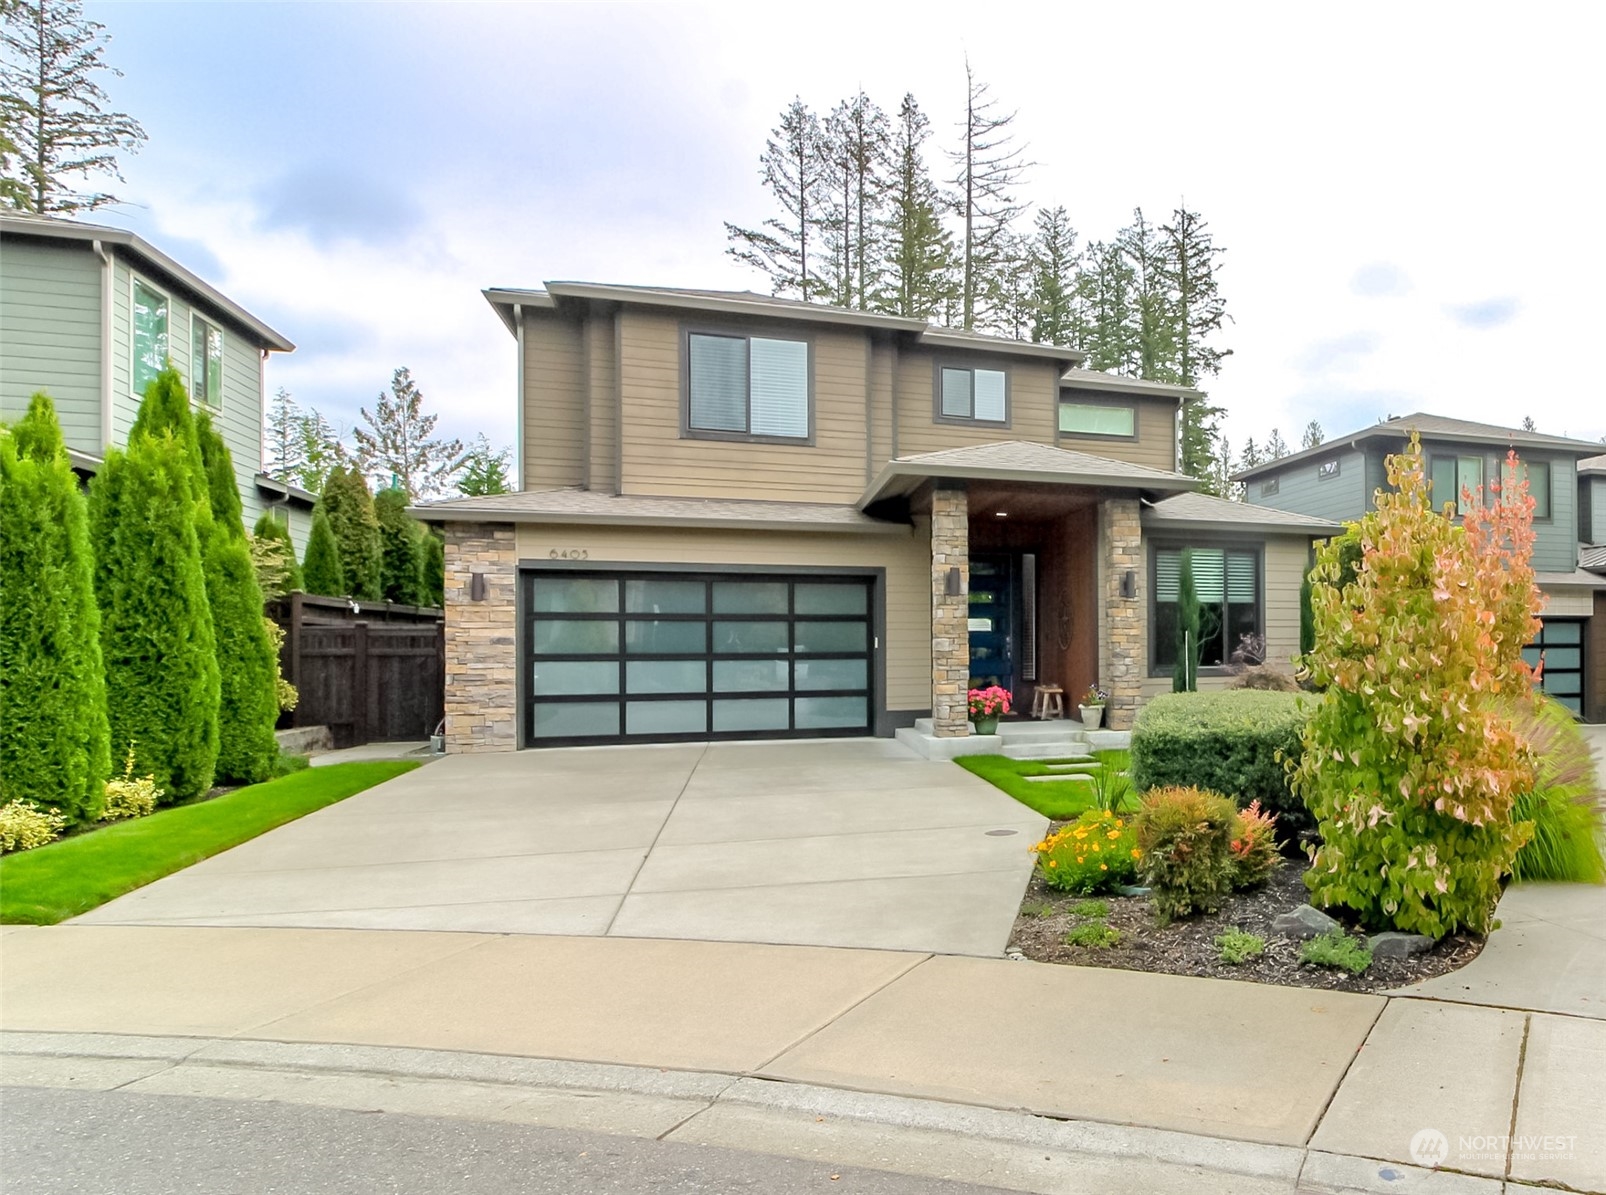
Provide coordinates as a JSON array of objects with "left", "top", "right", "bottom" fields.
[{"left": 0, "top": 213, "right": 312, "bottom": 547}]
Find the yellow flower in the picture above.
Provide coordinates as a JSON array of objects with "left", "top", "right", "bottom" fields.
[
  {"left": 1099, "top": 864, "right": 1108, "bottom": 871},
  {"left": 1076, "top": 856, "right": 1085, "bottom": 864},
  {"left": 1107, "top": 830, "right": 1121, "bottom": 840},
  {"left": 1048, "top": 860, "right": 1058, "bottom": 868},
  {"left": 1130, "top": 848, "right": 1142, "bottom": 859}
]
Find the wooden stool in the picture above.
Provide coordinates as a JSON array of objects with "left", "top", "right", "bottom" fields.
[{"left": 1031, "top": 685, "right": 1065, "bottom": 720}]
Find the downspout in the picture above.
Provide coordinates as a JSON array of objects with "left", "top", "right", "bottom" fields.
[
  {"left": 93, "top": 240, "right": 113, "bottom": 450},
  {"left": 513, "top": 303, "right": 525, "bottom": 492}
]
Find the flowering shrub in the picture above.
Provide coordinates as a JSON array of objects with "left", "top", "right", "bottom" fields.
[
  {"left": 1294, "top": 437, "right": 1539, "bottom": 938},
  {"left": 968, "top": 685, "right": 1012, "bottom": 719},
  {"left": 1032, "top": 810, "right": 1139, "bottom": 894},
  {"left": 1080, "top": 685, "right": 1108, "bottom": 707},
  {"left": 1133, "top": 786, "right": 1239, "bottom": 922},
  {"left": 102, "top": 743, "right": 162, "bottom": 822},
  {"left": 1229, "top": 800, "right": 1282, "bottom": 889},
  {"left": 0, "top": 801, "right": 66, "bottom": 853}
]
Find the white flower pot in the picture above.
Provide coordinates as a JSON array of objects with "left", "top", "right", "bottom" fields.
[{"left": 1079, "top": 705, "right": 1105, "bottom": 730}]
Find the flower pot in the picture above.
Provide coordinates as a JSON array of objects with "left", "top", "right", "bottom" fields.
[
  {"left": 1079, "top": 705, "right": 1105, "bottom": 730},
  {"left": 971, "top": 715, "right": 1000, "bottom": 736}
]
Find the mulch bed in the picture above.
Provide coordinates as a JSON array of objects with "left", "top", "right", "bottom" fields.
[{"left": 1009, "top": 839, "right": 1486, "bottom": 994}]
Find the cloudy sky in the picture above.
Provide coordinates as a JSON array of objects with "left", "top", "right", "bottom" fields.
[{"left": 88, "top": 1, "right": 1606, "bottom": 462}]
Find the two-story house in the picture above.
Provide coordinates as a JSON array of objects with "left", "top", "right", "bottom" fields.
[
  {"left": 0, "top": 213, "right": 311, "bottom": 545},
  {"left": 418, "top": 283, "right": 1335, "bottom": 753},
  {"left": 1235, "top": 413, "right": 1606, "bottom": 721}
]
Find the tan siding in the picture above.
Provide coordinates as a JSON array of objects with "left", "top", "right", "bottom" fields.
[
  {"left": 585, "top": 312, "right": 617, "bottom": 493},
  {"left": 616, "top": 309, "right": 870, "bottom": 503},
  {"left": 514, "top": 520, "right": 932, "bottom": 712},
  {"left": 522, "top": 313, "right": 585, "bottom": 490},
  {"left": 892, "top": 347, "right": 1059, "bottom": 457},
  {"left": 868, "top": 336, "right": 894, "bottom": 482},
  {"left": 1058, "top": 394, "right": 1178, "bottom": 471}
]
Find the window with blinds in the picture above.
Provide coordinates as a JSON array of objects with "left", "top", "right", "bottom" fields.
[
  {"left": 937, "top": 366, "right": 1008, "bottom": 423},
  {"left": 1151, "top": 547, "right": 1260, "bottom": 670},
  {"left": 687, "top": 332, "right": 809, "bottom": 439}
]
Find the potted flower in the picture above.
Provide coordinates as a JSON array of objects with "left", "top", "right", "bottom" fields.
[
  {"left": 967, "top": 685, "right": 1012, "bottom": 735},
  {"left": 1079, "top": 685, "right": 1108, "bottom": 730}
]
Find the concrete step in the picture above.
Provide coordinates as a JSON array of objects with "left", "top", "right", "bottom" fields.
[
  {"left": 996, "top": 720, "right": 1088, "bottom": 744},
  {"left": 1002, "top": 743, "right": 1093, "bottom": 761}
]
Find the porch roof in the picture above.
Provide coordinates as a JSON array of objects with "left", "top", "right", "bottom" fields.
[
  {"left": 1142, "top": 491, "right": 1343, "bottom": 535},
  {"left": 1535, "top": 567, "right": 1606, "bottom": 590},
  {"left": 409, "top": 488, "right": 912, "bottom": 535},
  {"left": 859, "top": 440, "right": 1199, "bottom": 509}
]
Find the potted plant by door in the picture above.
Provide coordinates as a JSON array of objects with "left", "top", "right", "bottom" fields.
[
  {"left": 967, "top": 685, "right": 1012, "bottom": 735},
  {"left": 1079, "top": 685, "right": 1108, "bottom": 730}
]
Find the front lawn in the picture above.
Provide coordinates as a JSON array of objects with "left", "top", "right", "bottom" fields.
[
  {"left": 0, "top": 761, "right": 419, "bottom": 925},
  {"left": 956, "top": 751, "right": 1130, "bottom": 819}
]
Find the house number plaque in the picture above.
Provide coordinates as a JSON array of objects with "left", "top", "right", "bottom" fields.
[{"left": 548, "top": 548, "right": 589, "bottom": 560}]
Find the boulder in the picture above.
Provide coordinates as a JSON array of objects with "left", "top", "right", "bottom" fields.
[
  {"left": 1369, "top": 931, "right": 1434, "bottom": 960},
  {"left": 1272, "top": 905, "right": 1341, "bottom": 940}
]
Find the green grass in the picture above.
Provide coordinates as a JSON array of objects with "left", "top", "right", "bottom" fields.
[
  {"left": 1068, "top": 898, "right": 1110, "bottom": 919},
  {"left": 1215, "top": 929, "right": 1266, "bottom": 965},
  {"left": 956, "top": 752, "right": 1133, "bottom": 820},
  {"left": 1298, "top": 929, "right": 1372, "bottom": 975},
  {"left": 1064, "top": 922, "right": 1122, "bottom": 948},
  {"left": 0, "top": 761, "right": 419, "bottom": 925}
]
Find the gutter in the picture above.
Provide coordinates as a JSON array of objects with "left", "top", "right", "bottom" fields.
[
  {"left": 93, "top": 239, "right": 113, "bottom": 449},
  {"left": 513, "top": 303, "right": 524, "bottom": 491}
]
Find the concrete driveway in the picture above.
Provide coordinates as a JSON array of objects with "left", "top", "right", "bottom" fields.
[{"left": 75, "top": 740, "right": 1047, "bottom": 956}]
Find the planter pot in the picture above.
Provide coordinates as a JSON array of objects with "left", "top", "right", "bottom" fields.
[
  {"left": 1079, "top": 705, "right": 1105, "bottom": 730},
  {"left": 971, "top": 715, "right": 1000, "bottom": 736}
]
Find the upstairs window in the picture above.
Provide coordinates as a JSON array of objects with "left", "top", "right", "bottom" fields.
[
  {"left": 1059, "top": 401, "right": 1136, "bottom": 438},
  {"left": 687, "top": 332, "right": 810, "bottom": 440},
  {"left": 1152, "top": 547, "right": 1260, "bottom": 671},
  {"left": 1429, "top": 455, "right": 1484, "bottom": 514},
  {"left": 132, "top": 279, "right": 169, "bottom": 398},
  {"left": 1260, "top": 477, "right": 1280, "bottom": 497},
  {"left": 1503, "top": 458, "right": 1551, "bottom": 520},
  {"left": 191, "top": 317, "right": 223, "bottom": 408},
  {"left": 938, "top": 366, "right": 1008, "bottom": 423}
]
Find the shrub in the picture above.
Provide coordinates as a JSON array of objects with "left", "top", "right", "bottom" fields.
[
  {"left": 1299, "top": 930, "right": 1373, "bottom": 975},
  {"left": 1172, "top": 548, "right": 1205, "bottom": 692},
  {"left": 1089, "top": 748, "right": 1132, "bottom": 813},
  {"left": 1294, "top": 438, "right": 1539, "bottom": 938},
  {"left": 0, "top": 394, "right": 111, "bottom": 823},
  {"left": 1069, "top": 898, "right": 1110, "bottom": 918},
  {"left": 0, "top": 801, "right": 66, "bottom": 853},
  {"left": 1032, "top": 810, "right": 1140, "bottom": 894},
  {"left": 1130, "top": 690, "right": 1311, "bottom": 834},
  {"left": 421, "top": 530, "right": 445, "bottom": 607},
  {"left": 1064, "top": 922, "right": 1121, "bottom": 948},
  {"left": 90, "top": 435, "right": 221, "bottom": 803},
  {"left": 130, "top": 366, "right": 209, "bottom": 529},
  {"left": 1229, "top": 800, "right": 1282, "bottom": 889},
  {"left": 301, "top": 509, "right": 345, "bottom": 597},
  {"left": 1510, "top": 696, "right": 1605, "bottom": 884},
  {"left": 318, "top": 465, "right": 381, "bottom": 600},
  {"left": 1133, "top": 786, "right": 1239, "bottom": 922},
  {"left": 1233, "top": 667, "right": 1299, "bottom": 692},
  {"left": 251, "top": 512, "right": 301, "bottom": 597},
  {"left": 375, "top": 487, "right": 425, "bottom": 605},
  {"left": 102, "top": 743, "right": 161, "bottom": 821},
  {"left": 264, "top": 618, "right": 298, "bottom": 713},
  {"left": 1215, "top": 929, "right": 1265, "bottom": 964}
]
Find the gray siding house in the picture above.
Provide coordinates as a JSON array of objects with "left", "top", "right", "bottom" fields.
[
  {"left": 1236, "top": 413, "right": 1606, "bottom": 721},
  {"left": 0, "top": 213, "right": 311, "bottom": 547}
]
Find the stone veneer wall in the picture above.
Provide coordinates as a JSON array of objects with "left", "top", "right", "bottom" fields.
[
  {"left": 931, "top": 485, "right": 971, "bottom": 737},
  {"left": 443, "top": 522, "right": 518, "bottom": 752},
  {"left": 1098, "top": 499, "right": 1145, "bottom": 730}
]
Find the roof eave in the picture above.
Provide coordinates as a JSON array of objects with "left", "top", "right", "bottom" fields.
[
  {"left": 540, "top": 282, "right": 927, "bottom": 333},
  {"left": 918, "top": 329, "right": 1085, "bottom": 364},
  {"left": 1233, "top": 424, "right": 1606, "bottom": 482},
  {"left": 1059, "top": 371, "right": 1202, "bottom": 400},
  {"left": 859, "top": 461, "right": 1199, "bottom": 510},
  {"left": 254, "top": 472, "right": 317, "bottom": 508},
  {"left": 408, "top": 503, "right": 913, "bottom": 535},
  {"left": 1141, "top": 514, "right": 1340, "bottom": 536},
  {"left": 482, "top": 288, "right": 558, "bottom": 335}
]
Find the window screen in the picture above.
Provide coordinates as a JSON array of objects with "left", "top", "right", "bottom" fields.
[
  {"left": 688, "top": 332, "right": 808, "bottom": 438},
  {"left": 132, "top": 281, "right": 169, "bottom": 398},
  {"left": 1059, "top": 402, "right": 1136, "bottom": 437},
  {"left": 938, "top": 366, "right": 1007, "bottom": 422}
]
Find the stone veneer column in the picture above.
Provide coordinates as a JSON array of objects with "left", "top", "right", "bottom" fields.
[
  {"left": 930, "top": 484, "right": 971, "bottom": 737},
  {"left": 443, "top": 521, "right": 518, "bottom": 752},
  {"left": 1099, "top": 499, "right": 1145, "bottom": 731}
]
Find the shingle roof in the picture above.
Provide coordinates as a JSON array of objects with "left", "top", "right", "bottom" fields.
[
  {"left": 1143, "top": 491, "right": 1342, "bottom": 534},
  {"left": 409, "top": 488, "right": 909, "bottom": 534},
  {"left": 1581, "top": 544, "right": 1606, "bottom": 573},
  {"left": 1579, "top": 453, "right": 1606, "bottom": 476},
  {"left": 1059, "top": 368, "right": 1202, "bottom": 399},
  {"left": 1535, "top": 567, "right": 1606, "bottom": 589},
  {"left": 862, "top": 440, "right": 1198, "bottom": 507},
  {"left": 1233, "top": 412, "right": 1606, "bottom": 481}
]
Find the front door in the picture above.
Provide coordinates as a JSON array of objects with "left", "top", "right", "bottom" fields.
[{"left": 968, "top": 555, "right": 1014, "bottom": 697}]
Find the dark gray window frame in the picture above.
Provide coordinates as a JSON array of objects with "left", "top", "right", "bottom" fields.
[
  {"left": 1502, "top": 456, "right": 1554, "bottom": 524},
  {"left": 1260, "top": 476, "right": 1280, "bottom": 497},
  {"left": 1055, "top": 394, "right": 1139, "bottom": 443},
  {"left": 932, "top": 360, "right": 1012, "bottom": 428},
  {"left": 1146, "top": 538, "right": 1267, "bottom": 678},
  {"left": 1317, "top": 458, "right": 1342, "bottom": 480},
  {"left": 190, "top": 313, "right": 223, "bottom": 409},
  {"left": 680, "top": 323, "right": 816, "bottom": 446}
]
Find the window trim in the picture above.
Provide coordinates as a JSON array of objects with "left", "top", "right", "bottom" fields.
[
  {"left": 1503, "top": 456, "right": 1553, "bottom": 524},
  {"left": 1146, "top": 539, "right": 1266, "bottom": 678},
  {"left": 1260, "top": 476, "right": 1280, "bottom": 497},
  {"left": 1317, "top": 458, "right": 1341, "bottom": 481},
  {"left": 129, "top": 273, "right": 171, "bottom": 400},
  {"left": 932, "top": 360, "right": 1012, "bottom": 428},
  {"left": 680, "top": 324, "right": 816, "bottom": 446},
  {"left": 189, "top": 312, "right": 224, "bottom": 410},
  {"left": 1056, "top": 396, "right": 1138, "bottom": 442}
]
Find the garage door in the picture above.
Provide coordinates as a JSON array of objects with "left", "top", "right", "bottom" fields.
[
  {"left": 524, "top": 571, "right": 874, "bottom": 745},
  {"left": 1524, "top": 618, "right": 1584, "bottom": 715}
]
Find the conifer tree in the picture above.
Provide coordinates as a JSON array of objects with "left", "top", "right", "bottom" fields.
[
  {"left": 318, "top": 465, "right": 381, "bottom": 600},
  {"left": 1172, "top": 549, "right": 1202, "bottom": 693},
  {"left": 1159, "top": 205, "right": 1230, "bottom": 482},
  {"left": 1301, "top": 420, "right": 1325, "bottom": 450},
  {"left": 292, "top": 407, "right": 348, "bottom": 494},
  {"left": 251, "top": 510, "right": 301, "bottom": 596},
  {"left": 1075, "top": 240, "right": 1139, "bottom": 373},
  {"left": 454, "top": 434, "right": 511, "bottom": 496},
  {"left": 1265, "top": 428, "right": 1291, "bottom": 459},
  {"left": 421, "top": 530, "right": 445, "bottom": 608},
  {"left": 725, "top": 99, "right": 829, "bottom": 301},
  {"left": 1026, "top": 206, "right": 1080, "bottom": 345},
  {"left": 352, "top": 368, "right": 462, "bottom": 501},
  {"left": 1118, "top": 208, "right": 1176, "bottom": 382},
  {"left": 819, "top": 91, "right": 890, "bottom": 309},
  {"left": 301, "top": 509, "right": 344, "bottom": 598},
  {"left": 374, "top": 486, "right": 424, "bottom": 606},
  {"left": 879, "top": 93, "right": 955, "bottom": 320},
  {"left": 0, "top": 393, "right": 110, "bottom": 821},
  {"left": 948, "top": 61, "right": 1030, "bottom": 330},
  {"left": 263, "top": 387, "right": 303, "bottom": 482}
]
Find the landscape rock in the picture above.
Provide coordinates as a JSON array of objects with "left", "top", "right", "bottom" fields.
[
  {"left": 1272, "top": 905, "right": 1341, "bottom": 940},
  {"left": 1368, "top": 931, "right": 1434, "bottom": 960}
]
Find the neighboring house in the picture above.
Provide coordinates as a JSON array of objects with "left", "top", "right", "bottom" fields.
[
  {"left": 0, "top": 213, "right": 311, "bottom": 548},
  {"left": 1236, "top": 414, "right": 1606, "bottom": 721},
  {"left": 416, "top": 282, "right": 1335, "bottom": 753}
]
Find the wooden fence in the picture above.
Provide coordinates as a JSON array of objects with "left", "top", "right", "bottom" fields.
[{"left": 271, "top": 593, "right": 445, "bottom": 749}]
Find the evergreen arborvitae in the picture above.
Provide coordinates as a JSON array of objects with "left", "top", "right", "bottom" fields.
[
  {"left": 374, "top": 486, "right": 423, "bottom": 605},
  {"left": 301, "top": 509, "right": 345, "bottom": 597},
  {"left": 0, "top": 394, "right": 111, "bottom": 821},
  {"left": 318, "top": 465, "right": 381, "bottom": 600},
  {"left": 129, "top": 366, "right": 210, "bottom": 527},
  {"left": 90, "top": 435, "right": 220, "bottom": 802},
  {"left": 197, "top": 412, "right": 279, "bottom": 783},
  {"left": 1172, "top": 549, "right": 1202, "bottom": 693},
  {"left": 252, "top": 510, "right": 302, "bottom": 594},
  {"left": 421, "top": 530, "right": 445, "bottom": 608}
]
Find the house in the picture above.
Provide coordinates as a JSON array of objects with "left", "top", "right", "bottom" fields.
[
  {"left": 415, "top": 282, "right": 1335, "bottom": 753},
  {"left": 1235, "top": 413, "right": 1606, "bottom": 721},
  {"left": 0, "top": 213, "right": 310, "bottom": 545}
]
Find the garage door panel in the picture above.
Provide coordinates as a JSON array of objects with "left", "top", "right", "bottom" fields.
[{"left": 1530, "top": 618, "right": 1585, "bottom": 714}]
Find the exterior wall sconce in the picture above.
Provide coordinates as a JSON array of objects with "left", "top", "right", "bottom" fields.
[
  {"left": 945, "top": 566, "right": 963, "bottom": 596},
  {"left": 1120, "top": 570, "right": 1136, "bottom": 599},
  {"left": 470, "top": 570, "right": 488, "bottom": 602}
]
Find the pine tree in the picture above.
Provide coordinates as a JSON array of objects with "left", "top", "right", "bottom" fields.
[
  {"left": 455, "top": 434, "right": 511, "bottom": 496},
  {"left": 1026, "top": 205, "right": 1080, "bottom": 345},
  {"left": 292, "top": 408, "right": 348, "bottom": 494},
  {"left": 1159, "top": 205, "right": 1231, "bottom": 385},
  {"left": 351, "top": 367, "right": 463, "bottom": 500},
  {"left": 1172, "top": 549, "right": 1202, "bottom": 693},
  {"left": 0, "top": 393, "right": 110, "bottom": 821},
  {"left": 301, "top": 509, "right": 344, "bottom": 598},
  {"left": 251, "top": 511, "right": 301, "bottom": 597},
  {"left": 1118, "top": 208, "right": 1176, "bottom": 381},
  {"left": 878, "top": 93, "right": 955, "bottom": 320},
  {"left": 819, "top": 91, "right": 890, "bottom": 309},
  {"left": 263, "top": 388, "right": 303, "bottom": 482},
  {"left": 0, "top": 0, "right": 146, "bottom": 213},
  {"left": 197, "top": 411, "right": 278, "bottom": 783},
  {"left": 374, "top": 486, "right": 423, "bottom": 606},
  {"left": 1266, "top": 428, "right": 1291, "bottom": 459},
  {"left": 318, "top": 465, "right": 380, "bottom": 600},
  {"left": 1207, "top": 435, "right": 1237, "bottom": 500},
  {"left": 1238, "top": 437, "right": 1264, "bottom": 471},
  {"left": 421, "top": 530, "right": 445, "bottom": 608},
  {"left": 1301, "top": 420, "right": 1325, "bottom": 450},
  {"left": 90, "top": 435, "right": 220, "bottom": 802},
  {"left": 1074, "top": 240, "right": 1139, "bottom": 373},
  {"left": 948, "top": 61, "right": 1030, "bottom": 330},
  {"left": 1521, "top": 416, "right": 1536, "bottom": 432},
  {"left": 725, "top": 99, "right": 829, "bottom": 301}
]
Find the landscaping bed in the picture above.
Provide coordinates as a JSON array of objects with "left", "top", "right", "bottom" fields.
[{"left": 1009, "top": 846, "right": 1485, "bottom": 994}]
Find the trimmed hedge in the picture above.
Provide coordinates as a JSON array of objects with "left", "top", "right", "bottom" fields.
[
  {"left": 302, "top": 509, "right": 345, "bottom": 597},
  {"left": 1130, "top": 690, "right": 1311, "bottom": 834},
  {"left": 375, "top": 486, "right": 424, "bottom": 605},
  {"left": 319, "top": 465, "right": 381, "bottom": 600}
]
